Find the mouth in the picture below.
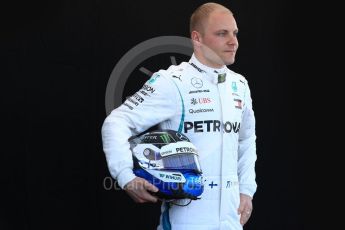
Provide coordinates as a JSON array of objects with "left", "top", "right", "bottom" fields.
[{"left": 224, "top": 50, "right": 236, "bottom": 57}]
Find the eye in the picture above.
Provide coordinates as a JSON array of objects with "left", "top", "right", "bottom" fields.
[{"left": 217, "top": 31, "right": 227, "bottom": 37}]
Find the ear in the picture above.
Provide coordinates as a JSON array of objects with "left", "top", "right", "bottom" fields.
[{"left": 191, "top": 31, "right": 202, "bottom": 46}]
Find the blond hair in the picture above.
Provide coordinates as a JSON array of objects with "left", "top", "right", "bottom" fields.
[{"left": 190, "top": 2, "right": 232, "bottom": 34}]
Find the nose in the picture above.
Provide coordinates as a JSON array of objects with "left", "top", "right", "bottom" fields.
[{"left": 227, "top": 34, "right": 238, "bottom": 47}]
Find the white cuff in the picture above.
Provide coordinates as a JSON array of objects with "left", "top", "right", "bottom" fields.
[
  {"left": 117, "top": 168, "right": 136, "bottom": 189},
  {"left": 239, "top": 184, "right": 257, "bottom": 198}
]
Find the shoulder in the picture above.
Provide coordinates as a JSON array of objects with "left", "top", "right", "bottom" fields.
[
  {"left": 227, "top": 68, "right": 248, "bottom": 85},
  {"left": 163, "top": 62, "right": 192, "bottom": 77},
  {"left": 155, "top": 62, "right": 194, "bottom": 84},
  {"left": 228, "top": 69, "right": 248, "bottom": 83},
  {"left": 143, "top": 62, "right": 190, "bottom": 95}
]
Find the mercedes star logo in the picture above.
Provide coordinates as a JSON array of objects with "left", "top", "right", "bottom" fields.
[{"left": 191, "top": 77, "right": 203, "bottom": 89}]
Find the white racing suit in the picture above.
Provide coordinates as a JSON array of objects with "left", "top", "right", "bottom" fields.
[{"left": 102, "top": 54, "right": 257, "bottom": 230}]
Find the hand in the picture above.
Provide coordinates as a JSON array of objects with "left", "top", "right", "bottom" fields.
[
  {"left": 123, "top": 177, "right": 159, "bottom": 203},
  {"left": 238, "top": 193, "right": 253, "bottom": 226}
]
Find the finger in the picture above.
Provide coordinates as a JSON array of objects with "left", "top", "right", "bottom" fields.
[
  {"left": 237, "top": 206, "right": 244, "bottom": 215},
  {"left": 127, "top": 190, "right": 145, "bottom": 203},
  {"left": 144, "top": 181, "right": 159, "bottom": 193},
  {"left": 244, "top": 208, "right": 252, "bottom": 216},
  {"left": 128, "top": 188, "right": 157, "bottom": 203},
  {"left": 240, "top": 216, "right": 246, "bottom": 226},
  {"left": 142, "top": 190, "right": 158, "bottom": 203},
  {"left": 240, "top": 214, "right": 247, "bottom": 225},
  {"left": 240, "top": 210, "right": 251, "bottom": 225}
]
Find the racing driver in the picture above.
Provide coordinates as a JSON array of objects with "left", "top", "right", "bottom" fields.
[{"left": 101, "top": 2, "right": 257, "bottom": 230}]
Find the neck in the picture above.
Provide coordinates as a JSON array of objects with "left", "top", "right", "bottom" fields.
[{"left": 193, "top": 51, "right": 225, "bottom": 69}]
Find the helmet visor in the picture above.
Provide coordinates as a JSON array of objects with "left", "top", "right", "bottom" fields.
[
  {"left": 132, "top": 140, "right": 202, "bottom": 173},
  {"left": 159, "top": 141, "right": 202, "bottom": 173},
  {"left": 162, "top": 152, "right": 201, "bottom": 173}
]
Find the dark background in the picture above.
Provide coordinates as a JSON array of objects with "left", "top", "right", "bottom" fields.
[{"left": 3, "top": 0, "right": 304, "bottom": 229}]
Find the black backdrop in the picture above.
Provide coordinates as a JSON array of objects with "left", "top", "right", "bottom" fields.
[{"left": 3, "top": 0, "right": 303, "bottom": 229}]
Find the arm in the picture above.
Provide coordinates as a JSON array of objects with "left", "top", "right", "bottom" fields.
[
  {"left": 101, "top": 73, "right": 177, "bottom": 201},
  {"left": 237, "top": 80, "right": 257, "bottom": 197},
  {"left": 237, "top": 80, "right": 257, "bottom": 224}
]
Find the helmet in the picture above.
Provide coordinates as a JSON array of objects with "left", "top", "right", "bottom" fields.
[{"left": 129, "top": 129, "right": 204, "bottom": 200}]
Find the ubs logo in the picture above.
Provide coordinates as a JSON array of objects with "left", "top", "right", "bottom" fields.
[
  {"left": 191, "top": 97, "right": 211, "bottom": 105},
  {"left": 191, "top": 77, "right": 203, "bottom": 89}
]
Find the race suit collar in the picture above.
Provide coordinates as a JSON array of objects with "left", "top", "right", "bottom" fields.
[{"left": 189, "top": 54, "right": 227, "bottom": 84}]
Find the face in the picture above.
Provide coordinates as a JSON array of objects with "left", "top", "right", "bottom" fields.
[{"left": 194, "top": 10, "right": 239, "bottom": 68}]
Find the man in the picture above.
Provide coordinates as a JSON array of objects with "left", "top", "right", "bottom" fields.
[{"left": 102, "top": 2, "right": 257, "bottom": 230}]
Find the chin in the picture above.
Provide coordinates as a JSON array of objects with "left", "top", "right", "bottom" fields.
[
  {"left": 224, "top": 59, "right": 235, "bottom": 65},
  {"left": 221, "top": 55, "right": 235, "bottom": 65}
]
